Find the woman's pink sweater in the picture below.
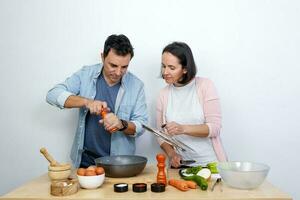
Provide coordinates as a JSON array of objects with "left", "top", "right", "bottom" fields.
[{"left": 156, "top": 77, "right": 227, "bottom": 161}]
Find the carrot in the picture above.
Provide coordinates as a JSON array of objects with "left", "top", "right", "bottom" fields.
[
  {"left": 184, "top": 180, "right": 197, "bottom": 189},
  {"left": 100, "top": 108, "right": 107, "bottom": 117},
  {"left": 168, "top": 179, "right": 189, "bottom": 191}
]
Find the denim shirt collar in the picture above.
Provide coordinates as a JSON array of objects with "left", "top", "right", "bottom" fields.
[{"left": 93, "top": 63, "right": 129, "bottom": 90}]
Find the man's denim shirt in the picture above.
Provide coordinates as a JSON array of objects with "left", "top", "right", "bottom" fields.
[{"left": 46, "top": 64, "right": 148, "bottom": 167}]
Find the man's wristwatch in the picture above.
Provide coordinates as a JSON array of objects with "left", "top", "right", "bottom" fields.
[{"left": 119, "top": 119, "right": 128, "bottom": 131}]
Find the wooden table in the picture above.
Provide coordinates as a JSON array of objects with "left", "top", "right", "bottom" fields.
[{"left": 0, "top": 166, "right": 292, "bottom": 200}]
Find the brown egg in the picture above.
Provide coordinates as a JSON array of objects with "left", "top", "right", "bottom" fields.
[
  {"left": 85, "top": 170, "right": 97, "bottom": 176},
  {"left": 77, "top": 168, "right": 86, "bottom": 176},
  {"left": 95, "top": 167, "right": 105, "bottom": 175},
  {"left": 86, "top": 166, "right": 96, "bottom": 171}
]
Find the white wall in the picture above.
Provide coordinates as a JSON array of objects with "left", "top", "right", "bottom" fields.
[{"left": 0, "top": 0, "right": 299, "bottom": 199}]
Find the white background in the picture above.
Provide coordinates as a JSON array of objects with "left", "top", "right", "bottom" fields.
[{"left": 0, "top": 0, "right": 299, "bottom": 199}]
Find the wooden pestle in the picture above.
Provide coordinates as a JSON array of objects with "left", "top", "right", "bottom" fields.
[
  {"left": 40, "top": 147, "right": 60, "bottom": 166},
  {"left": 40, "top": 147, "right": 71, "bottom": 171}
]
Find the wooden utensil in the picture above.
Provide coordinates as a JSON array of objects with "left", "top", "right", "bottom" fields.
[
  {"left": 40, "top": 147, "right": 60, "bottom": 166},
  {"left": 40, "top": 147, "right": 71, "bottom": 181},
  {"left": 40, "top": 147, "right": 71, "bottom": 170},
  {"left": 50, "top": 178, "right": 78, "bottom": 196}
]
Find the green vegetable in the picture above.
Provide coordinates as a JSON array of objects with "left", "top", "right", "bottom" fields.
[
  {"left": 185, "top": 166, "right": 202, "bottom": 174},
  {"left": 183, "top": 175, "right": 208, "bottom": 190},
  {"left": 207, "top": 162, "right": 218, "bottom": 174}
]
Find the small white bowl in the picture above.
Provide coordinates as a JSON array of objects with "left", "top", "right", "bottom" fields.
[{"left": 77, "top": 173, "right": 105, "bottom": 189}]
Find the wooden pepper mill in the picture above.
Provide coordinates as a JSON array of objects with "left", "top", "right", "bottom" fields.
[{"left": 156, "top": 153, "right": 167, "bottom": 185}]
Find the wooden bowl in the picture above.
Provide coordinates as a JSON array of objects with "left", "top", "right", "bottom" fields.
[{"left": 48, "top": 164, "right": 71, "bottom": 180}]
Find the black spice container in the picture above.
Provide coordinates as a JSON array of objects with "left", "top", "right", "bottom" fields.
[
  {"left": 133, "top": 183, "right": 147, "bottom": 192},
  {"left": 114, "top": 183, "right": 128, "bottom": 192},
  {"left": 151, "top": 183, "right": 166, "bottom": 192}
]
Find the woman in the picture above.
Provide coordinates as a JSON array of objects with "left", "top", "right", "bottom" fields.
[{"left": 156, "top": 42, "right": 227, "bottom": 168}]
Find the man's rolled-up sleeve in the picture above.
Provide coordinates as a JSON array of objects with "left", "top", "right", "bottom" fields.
[
  {"left": 129, "top": 85, "right": 148, "bottom": 137},
  {"left": 46, "top": 69, "right": 82, "bottom": 109}
]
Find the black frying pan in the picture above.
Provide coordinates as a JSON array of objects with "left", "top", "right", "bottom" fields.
[{"left": 94, "top": 155, "right": 147, "bottom": 178}]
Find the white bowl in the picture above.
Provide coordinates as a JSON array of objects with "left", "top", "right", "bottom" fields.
[
  {"left": 77, "top": 173, "right": 105, "bottom": 189},
  {"left": 218, "top": 161, "right": 270, "bottom": 189}
]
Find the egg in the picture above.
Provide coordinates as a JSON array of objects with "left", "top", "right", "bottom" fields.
[
  {"left": 87, "top": 166, "right": 96, "bottom": 171},
  {"left": 95, "top": 167, "right": 105, "bottom": 175},
  {"left": 85, "top": 170, "right": 97, "bottom": 176},
  {"left": 77, "top": 168, "right": 86, "bottom": 176}
]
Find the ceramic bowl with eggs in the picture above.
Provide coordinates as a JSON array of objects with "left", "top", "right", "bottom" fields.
[{"left": 77, "top": 166, "right": 105, "bottom": 189}]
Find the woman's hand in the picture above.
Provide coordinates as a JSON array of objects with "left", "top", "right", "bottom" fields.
[
  {"left": 163, "top": 121, "right": 185, "bottom": 135},
  {"left": 169, "top": 151, "right": 182, "bottom": 168},
  {"left": 160, "top": 142, "right": 182, "bottom": 168}
]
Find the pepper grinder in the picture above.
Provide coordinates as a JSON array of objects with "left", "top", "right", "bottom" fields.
[{"left": 156, "top": 154, "right": 167, "bottom": 185}]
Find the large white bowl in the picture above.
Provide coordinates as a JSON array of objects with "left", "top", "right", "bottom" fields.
[
  {"left": 77, "top": 173, "right": 105, "bottom": 189},
  {"left": 218, "top": 161, "right": 270, "bottom": 189}
]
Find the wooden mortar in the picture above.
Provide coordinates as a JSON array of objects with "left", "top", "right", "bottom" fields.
[
  {"left": 50, "top": 178, "right": 79, "bottom": 196},
  {"left": 40, "top": 147, "right": 72, "bottom": 180}
]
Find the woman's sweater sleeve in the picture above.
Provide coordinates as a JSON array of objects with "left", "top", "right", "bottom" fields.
[
  {"left": 202, "top": 79, "right": 222, "bottom": 138},
  {"left": 156, "top": 90, "right": 165, "bottom": 146}
]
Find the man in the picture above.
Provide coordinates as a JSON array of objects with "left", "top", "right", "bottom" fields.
[{"left": 46, "top": 34, "right": 148, "bottom": 167}]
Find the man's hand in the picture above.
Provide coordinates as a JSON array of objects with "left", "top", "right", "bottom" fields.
[
  {"left": 85, "top": 100, "right": 108, "bottom": 115},
  {"left": 99, "top": 112, "right": 123, "bottom": 133}
]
